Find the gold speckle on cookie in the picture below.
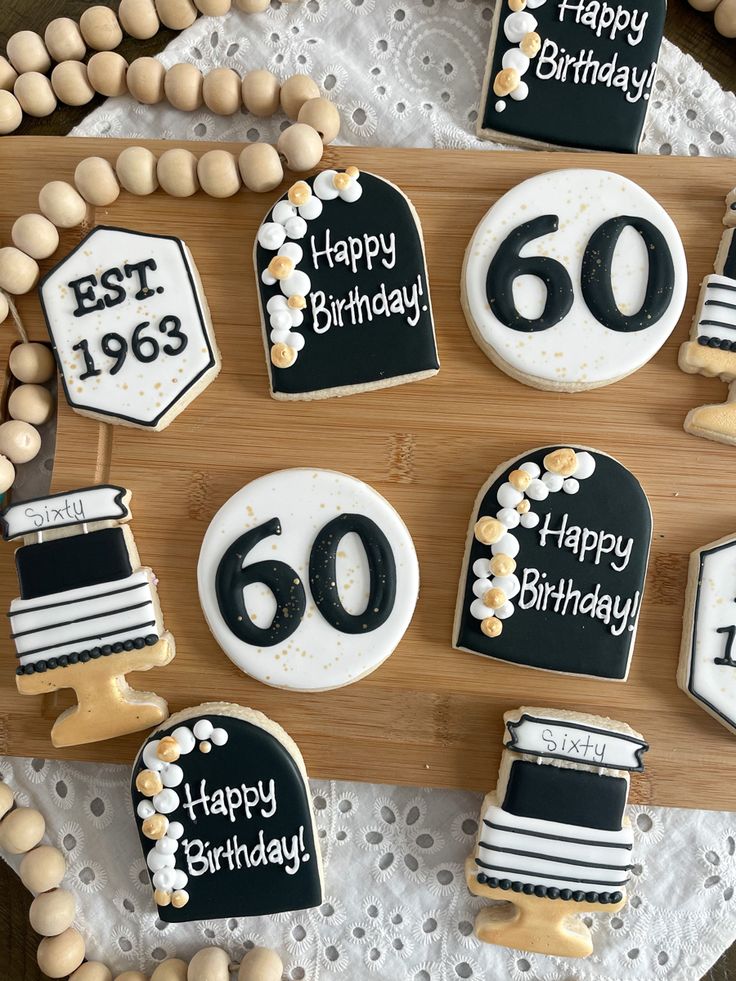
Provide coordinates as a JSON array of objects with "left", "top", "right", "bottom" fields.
[
  {"left": 288, "top": 294, "right": 306, "bottom": 309},
  {"left": 156, "top": 736, "right": 181, "bottom": 763},
  {"left": 142, "top": 813, "right": 169, "bottom": 840},
  {"left": 474, "top": 516, "right": 505, "bottom": 545},
  {"left": 483, "top": 587, "right": 507, "bottom": 610},
  {"left": 493, "top": 68, "right": 520, "bottom": 97},
  {"left": 516, "top": 499, "right": 530, "bottom": 514},
  {"left": 543, "top": 447, "right": 578, "bottom": 477},
  {"left": 490, "top": 554, "right": 516, "bottom": 577},
  {"left": 154, "top": 889, "right": 171, "bottom": 907},
  {"left": 271, "top": 342, "right": 297, "bottom": 369},
  {"left": 267, "top": 255, "right": 295, "bottom": 280},
  {"left": 508, "top": 469, "right": 531, "bottom": 492},
  {"left": 135, "top": 770, "right": 163, "bottom": 797},
  {"left": 288, "top": 180, "right": 311, "bottom": 205},
  {"left": 333, "top": 171, "right": 352, "bottom": 191},
  {"left": 481, "top": 616, "right": 503, "bottom": 638},
  {"left": 520, "top": 31, "right": 541, "bottom": 57}
]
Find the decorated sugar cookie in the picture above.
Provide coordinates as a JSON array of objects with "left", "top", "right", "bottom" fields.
[
  {"left": 131, "top": 703, "right": 323, "bottom": 920},
  {"left": 453, "top": 446, "right": 651, "bottom": 680},
  {"left": 198, "top": 468, "right": 419, "bottom": 691},
  {"left": 678, "top": 533, "right": 736, "bottom": 735},
  {"left": 39, "top": 226, "right": 221, "bottom": 431},
  {"left": 254, "top": 168, "right": 439, "bottom": 400},
  {"left": 477, "top": 0, "right": 665, "bottom": 151},
  {"left": 679, "top": 186, "right": 736, "bottom": 445},
  {"left": 462, "top": 169, "right": 687, "bottom": 392},
  {"left": 3, "top": 485, "right": 175, "bottom": 747},
  {"left": 466, "top": 706, "right": 648, "bottom": 958}
]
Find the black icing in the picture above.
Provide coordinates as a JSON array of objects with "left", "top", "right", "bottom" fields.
[
  {"left": 132, "top": 712, "right": 322, "bottom": 922},
  {"left": 480, "top": 0, "right": 666, "bottom": 152},
  {"left": 16, "top": 527, "right": 132, "bottom": 600},
  {"left": 255, "top": 172, "right": 438, "bottom": 397},
  {"left": 475, "top": 873, "right": 622, "bottom": 904},
  {"left": 16, "top": 635, "right": 158, "bottom": 675},
  {"left": 455, "top": 445, "right": 651, "bottom": 679},
  {"left": 308, "top": 513, "right": 397, "bottom": 633},
  {"left": 722, "top": 230, "right": 736, "bottom": 279}
]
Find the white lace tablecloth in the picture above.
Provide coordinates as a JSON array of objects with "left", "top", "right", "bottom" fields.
[{"left": 2, "top": 2, "right": 736, "bottom": 979}]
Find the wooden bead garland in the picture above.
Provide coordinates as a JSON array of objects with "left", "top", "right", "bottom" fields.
[
  {"left": 14, "top": 72, "right": 57, "bottom": 118},
  {"left": 44, "top": 18, "right": 87, "bottom": 63},
  {"left": 236, "top": 0, "right": 271, "bottom": 11},
  {"left": 242, "top": 69, "right": 280, "bottom": 116},
  {"left": 197, "top": 149, "right": 241, "bottom": 197},
  {"left": 0, "top": 90, "right": 21, "bottom": 134},
  {"left": 280, "top": 73, "right": 320, "bottom": 120},
  {"left": 239, "top": 142, "right": 283, "bottom": 191},
  {"left": 74, "top": 156, "right": 121, "bottom": 206},
  {"left": 29, "top": 888, "right": 77, "bottom": 936},
  {"left": 8, "top": 384, "right": 54, "bottom": 426},
  {"left": 119, "top": 0, "right": 161, "bottom": 40},
  {"left": 13, "top": 213, "right": 59, "bottom": 260},
  {"left": 37, "top": 927, "right": 86, "bottom": 979},
  {"left": 188, "top": 946, "right": 231, "bottom": 980},
  {"left": 87, "top": 52, "right": 129, "bottom": 98},
  {"left": 79, "top": 7, "right": 124, "bottom": 52},
  {"left": 164, "top": 63, "right": 203, "bottom": 111},
  {"left": 195, "top": 0, "right": 233, "bottom": 13},
  {"left": 0, "top": 806, "right": 45, "bottom": 853},
  {"left": 277, "top": 122, "right": 324, "bottom": 172},
  {"left": 0, "top": 58, "right": 18, "bottom": 93},
  {"left": 39, "top": 180, "right": 88, "bottom": 227},
  {"left": 687, "top": 0, "right": 736, "bottom": 33},
  {"left": 0, "top": 419, "right": 42, "bottom": 464},
  {"left": 157, "top": 147, "right": 199, "bottom": 196},
  {"left": 150, "top": 959, "right": 188, "bottom": 980},
  {"left": 8, "top": 342, "right": 55, "bottom": 383},
  {"left": 298, "top": 96, "right": 341, "bottom": 143},
  {"left": 115, "top": 972, "right": 148, "bottom": 981},
  {"left": 203, "top": 66, "right": 242, "bottom": 115},
  {"left": 51, "top": 61, "right": 95, "bottom": 107},
  {"left": 238, "top": 947, "right": 283, "bottom": 981},
  {"left": 19, "top": 844, "right": 66, "bottom": 892},
  {"left": 127, "top": 57, "right": 166, "bottom": 104},
  {"left": 155, "top": 0, "right": 199, "bottom": 30},
  {"left": 116, "top": 145, "right": 159, "bottom": 195},
  {"left": 0, "top": 246, "right": 39, "bottom": 294},
  {"left": 6, "top": 31, "right": 51, "bottom": 76},
  {"left": 71, "top": 964, "right": 114, "bottom": 981}
]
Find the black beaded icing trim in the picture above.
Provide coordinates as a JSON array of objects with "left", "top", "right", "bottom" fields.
[
  {"left": 16, "top": 634, "right": 159, "bottom": 675},
  {"left": 697, "top": 335, "right": 736, "bottom": 351},
  {"left": 476, "top": 872, "right": 623, "bottom": 905}
]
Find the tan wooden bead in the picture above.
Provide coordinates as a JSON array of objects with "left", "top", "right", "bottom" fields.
[
  {"left": 6, "top": 31, "right": 51, "bottom": 75},
  {"left": 0, "top": 247, "right": 39, "bottom": 295},
  {"left": 198, "top": 149, "right": 241, "bottom": 198},
  {"left": 75, "top": 157, "right": 120, "bottom": 207},
  {"left": 9, "top": 343, "right": 56, "bottom": 383},
  {"left": 15, "top": 72, "right": 57, "bottom": 118},
  {"left": 9, "top": 384, "right": 54, "bottom": 426},
  {"left": 0, "top": 782, "right": 13, "bottom": 819},
  {"left": 195, "top": 0, "right": 232, "bottom": 12},
  {"left": 157, "top": 147, "right": 199, "bottom": 197},
  {"left": 12, "top": 213, "right": 60, "bottom": 260},
  {"left": 298, "top": 96, "right": 340, "bottom": 143},
  {"left": 150, "top": 959, "right": 188, "bottom": 981},
  {"left": 87, "top": 52, "right": 129, "bottom": 98},
  {"left": 187, "top": 946, "right": 230, "bottom": 980},
  {"left": 0, "top": 806, "right": 45, "bottom": 853},
  {"left": 51, "top": 61, "right": 95, "bottom": 107},
  {"left": 238, "top": 947, "right": 283, "bottom": 981},
  {"left": 80, "top": 6, "right": 123, "bottom": 51},
  {"left": 0, "top": 293, "right": 7, "bottom": 326},
  {"left": 715, "top": 0, "right": 736, "bottom": 35},
  {"left": 0, "top": 420, "right": 41, "bottom": 464},
  {"left": 238, "top": 142, "right": 283, "bottom": 192},
  {"left": 0, "top": 56, "right": 18, "bottom": 92},
  {"left": 277, "top": 123, "right": 324, "bottom": 173},
  {"left": 688, "top": 0, "right": 721, "bottom": 9},
  {"left": 19, "top": 844, "right": 66, "bottom": 892},
  {"left": 116, "top": 145, "right": 158, "bottom": 195},
  {"left": 156, "top": 0, "right": 198, "bottom": 28},
  {"left": 241, "top": 69, "right": 280, "bottom": 116},
  {"left": 70, "top": 963, "right": 114, "bottom": 981},
  {"left": 45, "top": 18, "right": 86, "bottom": 62},
  {"left": 203, "top": 67, "right": 241, "bottom": 115},
  {"left": 119, "top": 0, "right": 161, "bottom": 40},
  {"left": 39, "top": 180, "right": 87, "bottom": 228},
  {"left": 127, "top": 57, "right": 166, "bottom": 104},
  {"left": 164, "top": 63, "right": 203, "bottom": 111},
  {"left": 37, "top": 927, "right": 86, "bottom": 979},
  {"left": 235, "top": 0, "right": 270, "bottom": 11},
  {"left": 115, "top": 973, "right": 149, "bottom": 981},
  {"left": 0, "top": 90, "right": 22, "bottom": 134},
  {"left": 280, "top": 73, "right": 320, "bottom": 120},
  {"left": 29, "top": 888, "right": 76, "bottom": 937},
  {"left": 0, "top": 456, "right": 14, "bottom": 493}
]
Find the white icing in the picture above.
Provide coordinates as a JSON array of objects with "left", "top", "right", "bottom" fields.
[
  {"left": 155, "top": 836, "right": 178, "bottom": 855},
  {"left": 495, "top": 100, "right": 506, "bottom": 112},
  {"left": 520, "top": 462, "right": 541, "bottom": 478},
  {"left": 285, "top": 216, "right": 308, "bottom": 240},
  {"left": 695, "top": 274, "right": 736, "bottom": 344},
  {"left": 299, "top": 196, "right": 323, "bottom": 221},
  {"left": 340, "top": 180, "right": 363, "bottom": 203},
  {"left": 161, "top": 764, "right": 184, "bottom": 788},
  {"left": 152, "top": 868, "right": 177, "bottom": 891},
  {"left": 473, "top": 558, "right": 492, "bottom": 578},
  {"left": 287, "top": 331, "right": 305, "bottom": 352},
  {"left": 152, "top": 789, "right": 180, "bottom": 814},
  {"left": 272, "top": 201, "right": 297, "bottom": 225},
  {"left": 167, "top": 821, "right": 184, "bottom": 840},
  {"left": 497, "top": 507, "right": 521, "bottom": 529},
  {"left": 492, "top": 533, "right": 520, "bottom": 558},
  {"left": 171, "top": 727, "right": 195, "bottom": 754},
  {"left": 313, "top": 170, "right": 340, "bottom": 201},
  {"left": 171, "top": 869, "right": 188, "bottom": 890},
  {"left": 280, "top": 269, "right": 311, "bottom": 298},
  {"left": 502, "top": 48, "right": 530, "bottom": 75},
  {"left": 197, "top": 468, "right": 420, "bottom": 692},
  {"left": 147, "top": 849, "right": 175, "bottom": 872},
  {"left": 524, "top": 0, "right": 547, "bottom": 8},
  {"left": 2, "top": 486, "right": 129, "bottom": 540},
  {"left": 510, "top": 80, "right": 529, "bottom": 101},
  {"left": 495, "top": 601, "right": 515, "bottom": 619},
  {"left": 137, "top": 800, "right": 155, "bottom": 819},
  {"left": 574, "top": 452, "right": 597, "bottom": 480},
  {"left": 193, "top": 719, "right": 213, "bottom": 741},
  {"left": 504, "top": 10, "right": 537, "bottom": 42},
  {"left": 257, "top": 222, "right": 287, "bottom": 251},
  {"left": 520, "top": 512, "right": 540, "bottom": 529},
  {"left": 497, "top": 482, "right": 524, "bottom": 509},
  {"left": 463, "top": 170, "right": 688, "bottom": 389},
  {"left": 142, "top": 741, "right": 164, "bottom": 772},
  {"left": 563, "top": 478, "right": 580, "bottom": 494},
  {"left": 210, "top": 727, "right": 229, "bottom": 746},
  {"left": 470, "top": 598, "right": 496, "bottom": 620},
  {"left": 506, "top": 715, "right": 647, "bottom": 769},
  {"left": 541, "top": 472, "right": 564, "bottom": 492},
  {"left": 526, "top": 478, "right": 549, "bottom": 502},
  {"left": 472, "top": 578, "right": 492, "bottom": 599},
  {"left": 492, "top": 575, "right": 520, "bottom": 599},
  {"left": 270, "top": 309, "right": 293, "bottom": 332}
]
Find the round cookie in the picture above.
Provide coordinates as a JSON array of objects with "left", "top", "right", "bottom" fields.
[
  {"left": 197, "top": 469, "right": 419, "bottom": 691},
  {"left": 462, "top": 168, "right": 687, "bottom": 392}
]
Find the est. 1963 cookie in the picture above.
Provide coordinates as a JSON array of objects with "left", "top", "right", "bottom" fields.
[
  {"left": 254, "top": 167, "right": 439, "bottom": 400},
  {"left": 131, "top": 702, "right": 323, "bottom": 921},
  {"left": 453, "top": 446, "right": 652, "bottom": 680},
  {"left": 462, "top": 169, "right": 687, "bottom": 392},
  {"left": 477, "top": 0, "right": 665, "bottom": 151},
  {"left": 39, "top": 226, "right": 221, "bottom": 431},
  {"left": 466, "top": 706, "right": 648, "bottom": 958},
  {"left": 198, "top": 469, "right": 419, "bottom": 691}
]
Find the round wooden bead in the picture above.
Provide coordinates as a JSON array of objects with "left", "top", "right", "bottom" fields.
[
  {"left": 0, "top": 90, "right": 22, "bottom": 134},
  {"left": 0, "top": 57, "right": 18, "bottom": 92},
  {"left": 0, "top": 456, "right": 14, "bottom": 493},
  {"left": 51, "top": 61, "right": 95, "bottom": 107},
  {"left": 280, "top": 73, "right": 320, "bottom": 120},
  {"left": 235, "top": 0, "right": 270, "bottom": 11},
  {"left": 127, "top": 57, "right": 166, "bottom": 104},
  {"left": 151, "top": 959, "right": 188, "bottom": 981},
  {"left": 156, "top": 0, "right": 198, "bottom": 28},
  {"left": 0, "top": 247, "right": 39, "bottom": 295},
  {"left": 238, "top": 947, "right": 283, "bottom": 981},
  {"left": 115, "top": 973, "right": 148, "bottom": 981},
  {"left": 715, "top": 0, "right": 736, "bottom": 34},
  {"left": 241, "top": 69, "right": 279, "bottom": 116},
  {"left": 203, "top": 67, "right": 241, "bottom": 115},
  {"left": 74, "top": 157, "right": 120, "bottom": 207},
  {"left": 238, "top": 142, "right": 283, "bottom": 192},
  {"left": 688, "top": 0, "right": 721, "bottom": 8},
  {"left": 87, "top": 52, "right": 128, "bottom": 97},
  {"left": 297, "top": 97, "right": 340, "bottom": 144},
  {"left": 6, "top": 32, "right": 50, "bottom": 75},
  {"left": 12, "top": 213, "right": 60, "bottom": 260},
  {"left": 187, "top": 947, "right": 230, "bottom": 980},
  {"left": 8, "top": 384, "right": 54, "bottom": 426},
  {"left": 164, "top": 63, "right": 203, "bottom": 111},
  {"left": 19, "top": 844, "right": 66, "bottom": 892},
  {"left": 119, "top": 0, "right": 161, "bottom": 40},
  {"left": 195, "top": 0, "right": 232, "bottom": 12},
  {"left": 29, "top": 888, "right": 76, "bottom": 937},
  {"left": 70, "top": 964, "right": 113, "bottom": 981},
  {"left": 157, "top": 148, "right": 199, "bottom": 197},
  {"left": 14, "top": 72, "right": 56, "bottom": 118},
  {"left": 37, "top": 927, "right": 85, "bottom": 979},
  {"left": 45, "top": 19, "right": 86, "bottom": 62},
  {"left": 277, "top": 123, "right": 324, "bottom": 173},
  {"left": 0, "top": 420, "right": 41, "bottom": 464},
  {"left": 0, "top": 293, "right": 7, "bottom": 326},
  {"left": 116, "top": 145, "right": 158, "bottom": 195},
  {"left": 39, "top": 181, "right": 87, "bottom": 228},
  {"left": 0, "top": 782, "right": 13, "bottom": 819},
  {"left": 0, "top": 806, "right": 44, "bottom": 853},
  {"left": 9, "top": 343, "right": 55, "bottom": 383},
  {"left": 80, "top": 6, "right": 123, "bottom": 51},
  {"left": 197, "top": 150, "right": 241, "bottom": 198}
]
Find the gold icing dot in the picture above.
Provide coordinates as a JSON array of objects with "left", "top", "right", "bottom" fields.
[
  {"left": 516, "top": 499, "right": 530, "bottom": 514},
  {"left": 333, "top": 172, "right": 352, "bottom": 190},
  {"left": 508, "top": 469, "right": 531, "bottom": 492},
  {"left": 481, "top": 616, "right": 503, "bottom": 638},
  {"left": 156, "top": 736, "right": 180, "bottom": 763},
  {"left": 483, "top": 587, "right": 507, "bottom": 610},
  {"left": 490, "top": 554, "right": 516, "bottom": 577},
  {"left": 520, "top": 31, "right": 541, "bottom": 56},
  {"left": 271, "top": 342, "right": 297, "bottom": 369},
  {"left": 268, "top": 255, "right": 294, "bottom": 280},
  {"left": 288, "top": 294, "right": 306, "bottom": 310},
  {"left": 135, "top": 770, "right": 163, "bottom": 797},
  {"left": 288, "top": 180, "right": 311, "bottom": 205},
  {"left": 474, "top": 516, "right": 505, "bottom": 545},
  {"left": 142, "top": 814, "right": 169, "bottom": 840},
  {"left": 154, "top": 889, "right": 171, "bottom": 907},
  {"left": 543, "top": 447, "right": 578, "bottom": 477},
  {"left": 493, "top": 68, "right": 520, "bottom": 97}
]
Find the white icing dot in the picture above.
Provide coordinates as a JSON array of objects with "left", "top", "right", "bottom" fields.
[
  {"left": 492, "top": 533, "right": 519, "bottom": 558},
  {"left": 473, "top": 577, "right": 492, "bottom": 599},
  {"left": 152, "top": 868, "right": 176, "bottom": 891},
  {"left": 260, "top": 269, "right": 276, "bottom": 286},
  {"left": 575, "top": 452, "right": 596, "bottom": 480},
  {"left": 287, "top": 331, "right": 306, "bottom": 352},
  {"left": 520, "top": 461, "right": 541, "bottom": 478},
  {"left": 193, "top": 719, "right": 214, "bottom": 741},
  {"left": 510, "top": 81, "right": 529, "bottom": 101},
  {"left": 541, "top": 472, "right": 564, "bottom": 492},
  {"left": 502, "top": 48, "right": 530, "bottom": 76},
  {"left": 563, "top": 478, "right": 580, "bottom": 494},
  {"left": 492, "top": 574, "right": 520, "bottom": 599},
  {"left": 153, "top": 789, "right": 180, "bottom": 814},
  {"left": 520, "top": 512, "right": 540, "bottom": 529},
  {"left": 266, "top": 294, "right": 287, "bottom": 314},
  {"left": 497, "top": 482, "right": 523, "bottom": 509},
  {"left": 285, "top": 215, "right": 308, "bottom": 240},
  {"left": 210, "top": 727, "right": 229, "bottom": 747},
  {"left": 171, "top": 869, "right": 188, "bottom": 890},
  {"left": 472, "top": 558, "right": 491, "bottom": 578},
  {"left": 271, "top": 200, "right": 297, "bottom": 225},
  {"left": 526, "top": 478, "right": 549, "bottom": 501},
  {"left": 161, "top": 764, "right": 184, "bottom": 788},
  {"left": 299, "top": 196, "right": 323, "bottom": 220},
  {"left": 497, "top": 507, "right": 521, "bottom": 529},
  {"left": 313, "top": 170, "right": 340, "bottom": 201},
  {"left": 495, "top": 100, "right": 506, "bottom": 112},
  {"left": 281, "top": 270, "right": 311, "bottom": 298},
  {"left": 504, "top": 10, "right": 537, "bottom": 43},
  {"left": 171, "top": 727, "right": 196, "bottom": 755},
  {"left": 155, "top": 836, "right": 178, "bottom": 855},
  {"left": 270, "top": 327, "right": 290, "bottom": 344},
  {"left": 166, "top": 821, "right": 184, "bottom": 840},
  {"left": 270, "top": 310, "right": 293, "bottom": 332},
  {"left": 495, "top": 601, "right": 515, "bottom": 620},
  {"left": 279, "top": 242, "right": 303, "bottom": 264},
  {"left": 142, "top": 741, "right": 165, "bottom": 772},
  {"left": 257, "top": 221, "right": 287, "bottom": 251},
  {"left": 147, "top": 849, "right": 175, "bottom": 872},
  {"left": 137, "top": 800, "right": 155, "bottom": 819},
  {"left": 340, "top": 180, "right": 363, "bottom": 203},
  {"left": 470, "top": 598, "right": 495, "bottom": 620},
  {"left": 525, "top": 0, "right": 547, "bottom": 7}
]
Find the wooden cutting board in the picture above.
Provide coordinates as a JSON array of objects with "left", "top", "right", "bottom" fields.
[{"left": 0, "top": 136, "right": 733, "bottom": 811}]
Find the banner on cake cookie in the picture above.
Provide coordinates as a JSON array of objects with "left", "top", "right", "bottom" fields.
[
  {"left": 1, "top": 485, "right": 130, "bottom": 540},
  {"left": 505, "top": 714, "right": 649, "bottom": 771}
]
